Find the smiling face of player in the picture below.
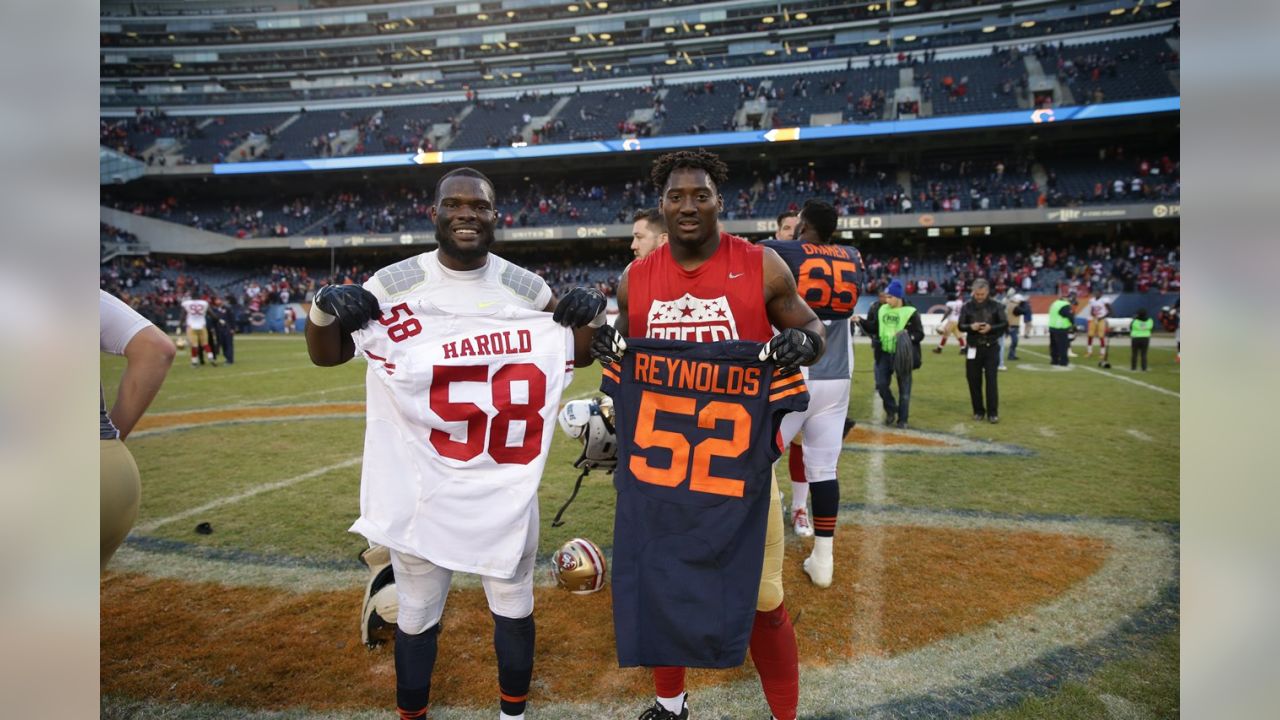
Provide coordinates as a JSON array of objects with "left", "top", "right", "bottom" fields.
[
  {"left": 431, "top": 175, "right": 497, "bottom": 270},
  {"left": 660, "top": 167, "right": 723, "bottom": 255}
]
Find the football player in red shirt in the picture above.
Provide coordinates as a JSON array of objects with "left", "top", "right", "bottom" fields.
[{"left": 595, "top": 149, "right": 824, "bottom": 720}]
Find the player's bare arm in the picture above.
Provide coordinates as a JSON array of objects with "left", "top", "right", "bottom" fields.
[
  {"left": 111, "top": 325, "right": 176, "bottom": 441},
  {"left": 305, "top": 320, "right": 355, "bottom": 366},
  {"left": 762, "top": 247, "right": 825, "bottom": 356}
]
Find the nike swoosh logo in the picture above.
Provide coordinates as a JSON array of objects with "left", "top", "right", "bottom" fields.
[
  {"left": 728, "top": 272, "right": 745, "bottom": 279},
  {"left": 478, "top": 301, "right": 498, "bottom": 308}
]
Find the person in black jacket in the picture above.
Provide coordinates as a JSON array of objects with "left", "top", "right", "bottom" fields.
[
  {"left": 210, "top": 296, "right": 236, "bottom": 364},
  {"left": 958, "top": 279, "right": 1008, "bottom": 423}
]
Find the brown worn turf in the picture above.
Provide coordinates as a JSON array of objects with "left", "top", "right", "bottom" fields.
[
  {"left": 101, "top": 527, "right": 1106, "bottom": 712},
  {"left": 134, "top": 404, "right": 366, "bottom": 432}
]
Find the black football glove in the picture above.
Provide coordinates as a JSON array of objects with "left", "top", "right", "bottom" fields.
[
  {"left": 312, "top": 284, "right": 381, "bottom": 334},
  {"left": 758, "top": 327, "right": 823, "bottom": 375},
  {"left": 590, "top": 324, "right": 627, "bottom": 365},
  {"left": 552, "top": 287, "right": 608, "bottom": 328}
]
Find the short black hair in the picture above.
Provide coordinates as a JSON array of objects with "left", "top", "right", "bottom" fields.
[
  {"left": 799, "top": 199, "right": 838, "bottom": 243},
  {"left": 776, "top": 211, "right": 798, "bottom": 228},
  {"left": 650, "top": 148, "right": 730, "bottom": 192},
  {"left": 435, "top": 166, "right": 494, "bottom": 201},
  {"left": 632, "top": 207, "right": 666, "bottom": 231}
]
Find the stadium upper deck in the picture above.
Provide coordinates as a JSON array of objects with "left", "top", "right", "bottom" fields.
[{"left": 100, "top": 0, "right": 1179, "bottom": 110}]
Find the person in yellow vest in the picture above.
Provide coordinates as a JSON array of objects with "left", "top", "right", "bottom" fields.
[
  {"left": 1047, "top": 290, "right": 1077, "bottom": 366},
  {"left": 866, "top": 279, "right": 924, "bottom": 428},
  {"left": 1130, "top": 308, "right": 1154, "bottom": 371}
]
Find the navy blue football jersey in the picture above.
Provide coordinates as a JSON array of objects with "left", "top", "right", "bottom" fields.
[
  {"left": 759, "top": 240, "right": 864, "bottom": 321},
  {"left": 600, "top": 338, "right": 809, "bottom": 668},
  {"left": 761, "top": 239, "right": 864, "bottom": 379}
]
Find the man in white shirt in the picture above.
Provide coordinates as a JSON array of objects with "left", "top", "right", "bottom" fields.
[{"left": 305, "top": 167, "right": 601, "bottom": 720}]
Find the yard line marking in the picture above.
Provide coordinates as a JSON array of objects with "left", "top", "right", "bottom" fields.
[
  {"left": 1019, "top": 350, "right": 1179, "bottom": 398},
  {"left": 134, "top": 457, "right": 362, "bottom": 533},
  {"left": 1039, "top": 426, "right": 1058, "bottom": 438},
  {"left": 855, "top": 394, "right": 887, "bottom": 657},
  {"left": 1126, "top": 429, "right": 1154, "bottom": 442},
  {"left": 233, "top": 383, "right": 365, "bottom": 407},
  {"left": 166, "top": 366, "right": 298, "bottom": 383}
]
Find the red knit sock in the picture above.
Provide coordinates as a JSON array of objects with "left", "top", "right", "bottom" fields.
[
  {"left": 652, "top": 666, "right": 686, "bottom": 698},
  {"left": 749, "top": 604, "right": 798, "bottom": 720},
  {"left": 787, "top": 443, "right": 805, "bottom": 485}
]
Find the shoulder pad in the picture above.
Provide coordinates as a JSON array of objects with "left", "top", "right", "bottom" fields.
[
  {"left": 372, "top": 256, "right": 427, "bottom": 299},
  {"left": 497, "top": 258, "right": 548, "bottom": 304}
]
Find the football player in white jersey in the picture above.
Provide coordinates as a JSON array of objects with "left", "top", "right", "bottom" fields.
[
  {"left": 932, "top": 294, "right": 966, "bottom": 354},
  {"left": 1085, "top": 288, "right": 1112, "bottom": 358},
  {"left": 180, "top": 296, "right": 215, "bottom": 366},
  {"left": 305, "top": 167, "right": 602, "bottom": 720}
]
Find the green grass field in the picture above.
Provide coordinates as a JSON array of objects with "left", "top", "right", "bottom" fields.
[{"left": 102, "top": 333, "right": 1179, "bottom": 719}]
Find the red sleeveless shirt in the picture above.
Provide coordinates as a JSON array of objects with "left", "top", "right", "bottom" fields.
[{"left": 627, "top": 231, "right": 772, "bottom": 343}]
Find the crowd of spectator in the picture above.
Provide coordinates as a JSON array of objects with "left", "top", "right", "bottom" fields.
[
  {"left": 101, "top": 223, "right": 139, "bottom": 245},
  {"left": 104, "top": 143, "right": 1178, "bottom": 240},
  {"left": 100, "top": 110, "right": 201, "bottom": 162},
  {"left": 101, "top": 235, "right": 1177, "bottom": 338},
  {"left": 859, "top": 240, "right": 1180, "bottom": 297},
  {"left": 1044, "top": 145, "right": 1180, "bottom": 206}
]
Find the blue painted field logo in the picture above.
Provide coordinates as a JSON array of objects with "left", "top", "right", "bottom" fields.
[{"left": 841, "top": 425, "right": 1032, "bottom": 456}]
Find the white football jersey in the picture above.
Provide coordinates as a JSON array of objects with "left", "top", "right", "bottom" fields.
[
  {"left": 181, "top": 299, "right": 209, "bottom": 330},
  {"left": 945, "top": 299, "right": 964, "bottom": 320},
  {"left": 350, "top": 302, "right": 573, "bottom": 578},
  {"left": 1089, "top": 297, "right": 1109, "bottom": 319}
]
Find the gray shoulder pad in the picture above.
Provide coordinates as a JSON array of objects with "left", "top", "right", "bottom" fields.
[
  {"left": 372, "top": 255, "right": 428, "bottom": 299},
  {"left": 497, "top": 258, "right": 549, "bottom": 305}
]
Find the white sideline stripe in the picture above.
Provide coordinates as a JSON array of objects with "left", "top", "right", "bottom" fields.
[
  {"left": 857, "top": 394, "right": 887, "bottom": 656},
  {"left": 167, "top": 366, "right": 298, "bottom": 383},
  {"left": 1126, "top": 428, "right": 1154, "bottom": 442},
  {"left": 1019, "top": 350, "right": 1180, "bottom": 398},
  {"left": 134, "top": 457, "right": 362, "bottom": 533},
  {"left": 229, "top": 383, "right": 366, "bottom": 408}
]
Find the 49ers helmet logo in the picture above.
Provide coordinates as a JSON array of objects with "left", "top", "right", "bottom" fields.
[
  {"left": 551, "top": 537, "right": 607, "bottom": 594},
  {"left": 645, "top": 293, "right": 739, "bottom": 342}
]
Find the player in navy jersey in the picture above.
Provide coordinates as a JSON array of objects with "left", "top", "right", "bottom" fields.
[
  {"left": 592, "top": 149, "right": 825, "bottom": 720},
  {"left": 760, "top": 199, "right": 862, "bottom": 587},
  {"left": 600, "top": 340, "right": 808, "bottom": 670}
]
